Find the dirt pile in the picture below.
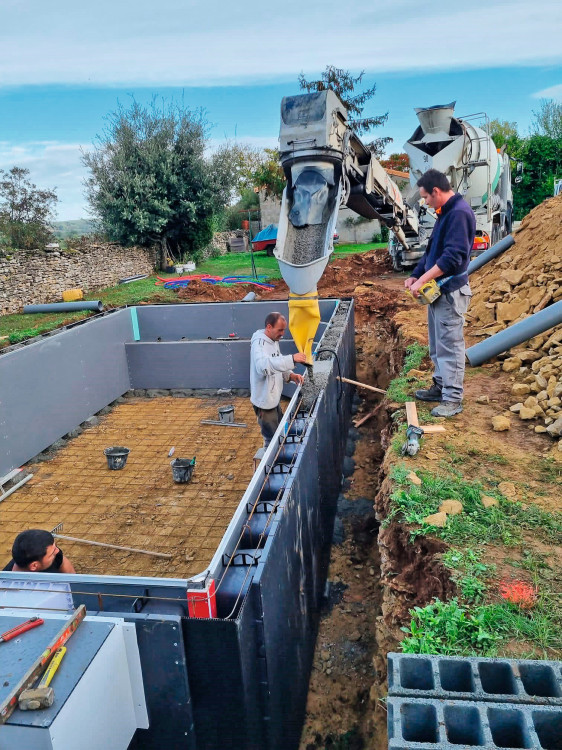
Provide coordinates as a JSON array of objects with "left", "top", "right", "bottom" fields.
[
  {"left": 467, "top": 195, "right": 562, "bottom": 442},
  {"left": 468, "top": 195, "right": 562, "bottom": 333},
  {"left": 173, "top": 248, "right": 401, "bottom": 324}
]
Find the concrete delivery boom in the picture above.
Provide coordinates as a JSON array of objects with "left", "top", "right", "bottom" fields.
[{"left": 274, "top": 90, "right": 419, "bottom": 361}]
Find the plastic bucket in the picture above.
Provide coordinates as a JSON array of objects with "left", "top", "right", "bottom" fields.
[
  {"left": 218, "top": 405, "right": 235, "bottom": 424},
  {"left": 104, "top": 446, "right": 130, "bottom": 470},
  {"left": 171, "top": 457, "right": 196, "bottom": 483}
]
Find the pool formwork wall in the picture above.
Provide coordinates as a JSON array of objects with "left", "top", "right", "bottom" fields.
[{"left": 0, "top": 299, "right": 355, "bottom": 750}]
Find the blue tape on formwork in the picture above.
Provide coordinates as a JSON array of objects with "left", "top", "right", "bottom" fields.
[{"left": 130, "top": 307, "right": 140, "bottom": 341}]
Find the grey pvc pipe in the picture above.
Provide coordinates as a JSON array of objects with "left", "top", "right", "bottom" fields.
[
  {"left": 23, "top": 300, "right": 103, "bottom": 314},
  {"left": 468, "top": 234, "right": 515, "bottom": 275},
  {"left": 466, "top": 299, "right": 562, "bottom": 366}
]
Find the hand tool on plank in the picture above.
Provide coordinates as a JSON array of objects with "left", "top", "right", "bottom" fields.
[
  {"left": 18, "top": 646, "right": 67, "bottom": 710},
  {"left": 0, "top": 616, "right": 44, "bottom": 643},
  {"left": 0, "top": 604, "right": 86, "bottom": 724}
]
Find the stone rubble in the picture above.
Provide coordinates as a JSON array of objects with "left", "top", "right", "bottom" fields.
[{"left": 467, "top": 195, "right": 562, "bottom": 440}]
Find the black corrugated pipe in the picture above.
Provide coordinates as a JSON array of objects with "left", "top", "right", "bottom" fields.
[
  {"left": 23, "top": 301, "right": 104, "bottom": 314},
  {"left": 468, "top": 234, "right": 515, "bottom": 275},
  {"left": 466, "top": 299, "right": 562, "bottom": 366}
]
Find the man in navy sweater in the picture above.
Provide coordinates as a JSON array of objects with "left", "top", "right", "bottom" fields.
[{"left": 405, "top": 169, "right": 476, "bottom": 417}]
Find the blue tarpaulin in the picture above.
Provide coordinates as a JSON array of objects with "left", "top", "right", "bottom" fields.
[{"left": 251, "top": 224, "right": 278, "bottom": 243}]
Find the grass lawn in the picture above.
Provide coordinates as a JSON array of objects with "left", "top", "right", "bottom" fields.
[{"left": 1, "top": 243, "right": 386, "bottom": 344}]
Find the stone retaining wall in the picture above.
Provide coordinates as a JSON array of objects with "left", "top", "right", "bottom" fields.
[{"left": 0, "top": 242, "right": 156, "bottom": 314}]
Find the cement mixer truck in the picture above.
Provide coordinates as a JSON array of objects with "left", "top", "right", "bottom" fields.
[{"left": 389, "top": 102, "right": 514, "bottom": 271}]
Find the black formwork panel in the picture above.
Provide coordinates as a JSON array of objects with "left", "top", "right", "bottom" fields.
[
  {"left": 0, "top": 308, "right": 132, "bottom": 476},
  {"left": 183, "top": 600, "right": 264, "bottom": 750},
  {"left": 124, "top": 613, "right": 196, "bottom": 750},
  {"left": 253, "top": 425, "right": 324, "bottom": 750}
]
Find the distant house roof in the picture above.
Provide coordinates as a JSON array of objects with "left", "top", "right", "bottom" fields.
[{"left": 385, "top": 168, "right": 410, "bottom": 179}]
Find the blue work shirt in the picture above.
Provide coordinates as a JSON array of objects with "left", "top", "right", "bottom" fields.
[{"left": 412, "top": 193, "right": 476, "bottom": 294}]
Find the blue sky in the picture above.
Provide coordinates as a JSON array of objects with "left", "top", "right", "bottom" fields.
[{"left": 0, "top": 0, "right": 560, "bottom": 220}]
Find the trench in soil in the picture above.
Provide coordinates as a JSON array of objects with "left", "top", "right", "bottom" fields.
[{"left": 300, "top": 313, "right": 398, "bottom": 750}]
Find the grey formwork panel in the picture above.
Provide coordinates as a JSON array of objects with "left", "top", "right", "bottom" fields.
[
  {"left": 134, "top": 303, "right": 240, "bottom": 341},
  {"left": 133, "top": 300, "right": 339, "bottom": 342},
  {"left": 0, "top": 308, "right": 132, "bottom": 476},
  {"left": 388, "top": 652, "right": 562, "bottom": 706},
  {"left": 126, "top": 339, "right": 299, "bottom": 390}
]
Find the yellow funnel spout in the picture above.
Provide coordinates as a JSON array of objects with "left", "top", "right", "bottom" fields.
[{"left": 289, "top": 291, "right": 321, "bottom": 365}]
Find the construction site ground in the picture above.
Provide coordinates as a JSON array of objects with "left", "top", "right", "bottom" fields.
[
  {"left": 165, "top": 244, "right": 561, "bottom": 748},
  {"left": 3, "top": 220, "right": 561, "bottom": 748},
  {"left": 0, "top": 397, "right": 262, "bottom": 578}
]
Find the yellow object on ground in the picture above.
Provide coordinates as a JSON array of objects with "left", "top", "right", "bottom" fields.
[
  {"left": 288, "top": 291, "right": 320, "bottom": 364},
  {"left": 62, "top": 288, "right": 84, "bottom": 302}
]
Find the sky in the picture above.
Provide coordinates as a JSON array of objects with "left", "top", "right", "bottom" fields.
[{"left": 0, "top": 0, "right": 560, "bottom": 220}]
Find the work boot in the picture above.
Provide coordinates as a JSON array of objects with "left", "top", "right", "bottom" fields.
[
  {"left": 431, "top": 401, "right": 463, "bottom": 418},
  {"left": 415, "top": 381, "right": 442, "bottom": 402}
]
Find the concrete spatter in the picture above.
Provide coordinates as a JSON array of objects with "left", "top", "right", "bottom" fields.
[
  {"left": 0, "top": 397, "right": 262, "bottom": 579},
  {"left": 300, "top": 301, "right": 352, "bottom": 411}
]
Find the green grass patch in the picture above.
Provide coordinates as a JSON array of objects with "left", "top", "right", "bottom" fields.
[
  {"left": 442, "top": 548, "right": 496, "bottom": 603},
  {"left": 401, "top": 597, "right": 561, "bottom": 658},
  {"left": 0, "top": 274, "right": 178, "bottom": 343},
  {"left": 387, "top": 464, "right": 562, "bottom": 547},
  {"left": 538, "top": 457, "right": 562, "bottom": 484},
  {"left": 386, "top": 343, "right": 430, "bottom": 403}
]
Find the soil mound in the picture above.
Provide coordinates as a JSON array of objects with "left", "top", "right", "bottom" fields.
[{"left": 467, "top": 195, "right": 562, "bottom": 441}]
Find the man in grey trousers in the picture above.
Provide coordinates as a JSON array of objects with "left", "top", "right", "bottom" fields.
[
  {"left": 405, "top": 169, "right": 476, "bottom": 417},
  {"left": 250, "top": 312, "right": 306, "bottom": 446}
]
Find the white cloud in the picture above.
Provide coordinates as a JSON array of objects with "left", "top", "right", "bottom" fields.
[
  {"left": 0, "top": 0, "right": 560, "bottom": 87},
  {"left": 0, "top": 135, "right": 281, "bottom": 220},
  {"left": 532, "top": 84, "right": 562, "bottom": 101},
  {"left": 0, "top": 142, "right": 89, "bottom": 220}
]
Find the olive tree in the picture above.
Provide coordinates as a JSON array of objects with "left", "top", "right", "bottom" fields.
[{"left": 83, "top": 99, "right": 216, "bottom": 268}]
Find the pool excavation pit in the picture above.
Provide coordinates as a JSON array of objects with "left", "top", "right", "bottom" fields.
[{"left": 0, "top": 298, "right": 356, "bottom": 750}]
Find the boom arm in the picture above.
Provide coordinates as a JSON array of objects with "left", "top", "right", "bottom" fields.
[{"left": 274, "top": 90, "right": 419, "bottom": 296}]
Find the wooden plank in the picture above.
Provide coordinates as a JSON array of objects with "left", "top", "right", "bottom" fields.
[
  {"left": 337, "top": 376, "right": 386, "bottom": 395},
  {"left": 420, "top": 425, "right": 446, "bottom": 434},
  {"left": 353, "top": 403, "right": 384, "bottom": 427},
  {"left": 405, "top": 401, "right": 419, "bottom": 427}
]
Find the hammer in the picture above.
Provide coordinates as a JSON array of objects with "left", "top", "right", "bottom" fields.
[{"left": 18, "top": 647, "right": 66, "bottom": 711}]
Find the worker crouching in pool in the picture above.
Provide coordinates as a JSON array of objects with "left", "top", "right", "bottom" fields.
[
  {"left": 250, "top": 312, "right": 306, "bottom": 447},
  {"left": 3, "top": 529, "right": 76, "bottom": 573}
]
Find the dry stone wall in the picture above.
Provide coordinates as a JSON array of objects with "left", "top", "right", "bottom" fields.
[{"left": 0, "top": 242, "right": 156, "bottom": 315}]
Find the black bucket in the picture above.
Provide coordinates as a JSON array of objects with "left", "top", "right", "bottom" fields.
[
  {"left": 218, "top": 405, "right": 235, "bottom": 423},
  {"left": 171, "top": 457, "right": 196, "bottom": 483},
  {"left": 104, "top": 446, "right": 130, "bottom": 470}
]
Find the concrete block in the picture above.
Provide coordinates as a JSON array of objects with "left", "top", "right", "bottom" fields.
[
  {"left": 388, "top": 696, "right": 562, "bottom": 749},
  {"left": 388, "top": 652, "right": 562, "bottom": 705}
]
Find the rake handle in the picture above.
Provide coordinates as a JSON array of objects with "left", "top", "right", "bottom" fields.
[{"left": 54, "top": 534, "right": 172, "bottom": 559}]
